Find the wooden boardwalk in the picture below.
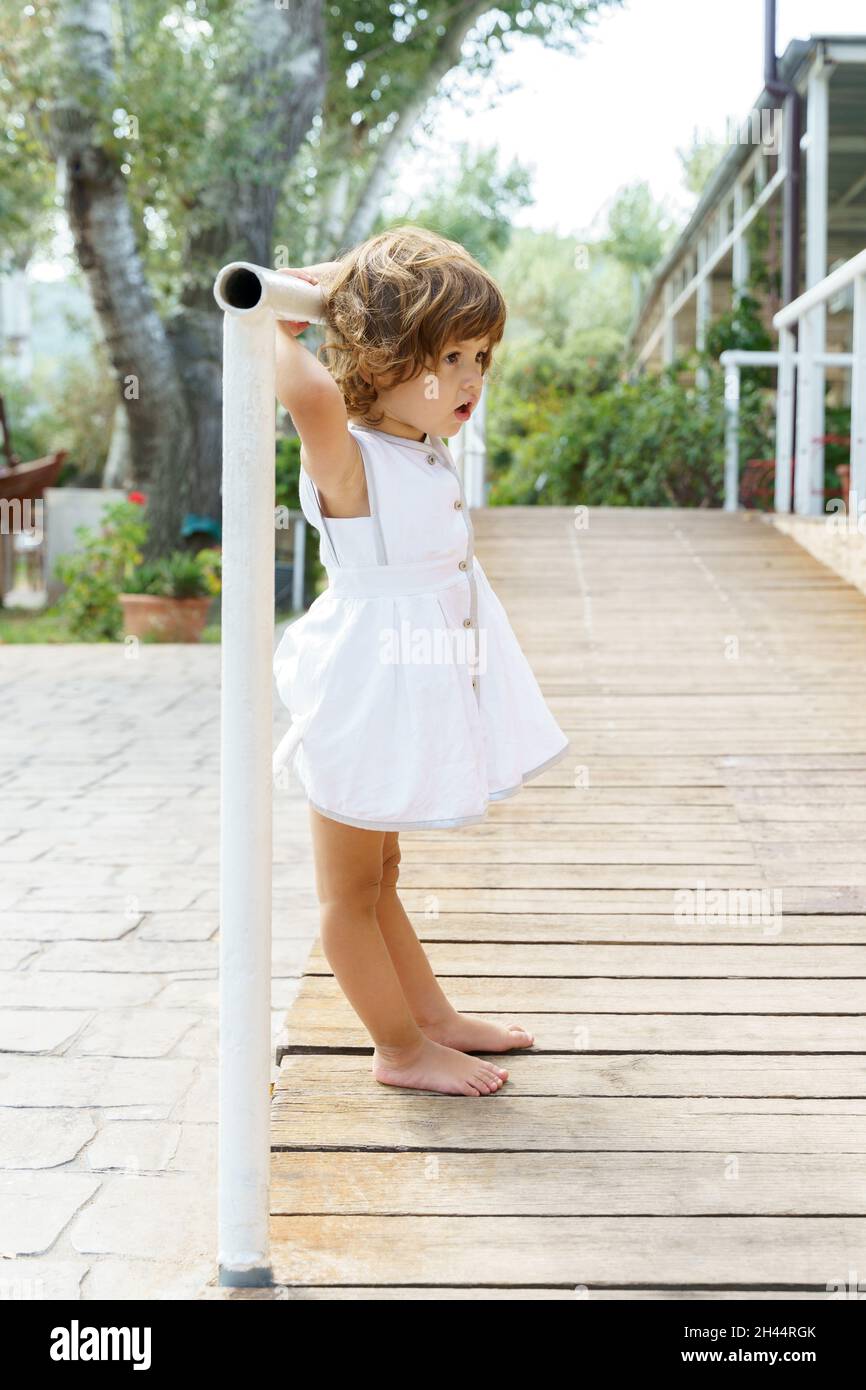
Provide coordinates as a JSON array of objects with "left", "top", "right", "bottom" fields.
[{"left": 269, "top": 506, "right": 866, "bottom": 1298}]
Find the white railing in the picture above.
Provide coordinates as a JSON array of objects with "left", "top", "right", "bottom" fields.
[
  {"left": 720, "top": 348, "right": 854, "bottom": 512},
  {"left": 211, "top": 262, "right": 326, "bottom": 1288},
  {"left": 773, "top": 247, "right": 866, "bottom": 518}
]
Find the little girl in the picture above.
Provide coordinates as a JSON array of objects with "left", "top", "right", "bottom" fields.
[{"left": 272, "top": 226, "right": 570, "bottom": 1097}]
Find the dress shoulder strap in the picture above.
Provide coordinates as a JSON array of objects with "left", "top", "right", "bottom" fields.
[{"left": 347, "top": 425, "right": 388, "bottom": 565}]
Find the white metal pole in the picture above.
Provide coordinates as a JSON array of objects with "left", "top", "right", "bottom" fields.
[
  {"left": 732, "top": 178, "right": 750, "bottom": 297},
  {"left": 723, "top": 362, "right": 740, "bottom": 511},
  {"left": 795, "top": 308, "right": 815, "bottom": 515},
  {"left": 851, "top": 272, "right": 866, "bottom": 517},
  {"left": 662, "top": 280, "right": 675, "bottom": 364},
  {"left": 775, "top": 327, "right": 796, "bottom": 512},
  {"left": 212, "top": 262, "right": 325, "bottom": 1288},
  {"left": 696, "top": 235, "right": 710, "bottom": 397},
  {"left": 805, "top": 61, "right": 830, "bottom": 515}
]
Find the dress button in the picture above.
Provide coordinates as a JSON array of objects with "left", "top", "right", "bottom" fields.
[
  {"left": 426, "top": 454, "right": 437, "bottom": 465},
  {"left": 453, "top": 499, "right": 463, "bottom": 509},
  {"left": 458, "top": 559, "right": 467, "bottom": 570},
  {"left": 472, "top": 678, "right": 478, "bottom": 689},
  {"left": 463, "top": 618, "right": 472, "bottom": 628}
]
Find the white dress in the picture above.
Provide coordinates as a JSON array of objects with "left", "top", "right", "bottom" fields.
[{"left": 272, "top": 422, "right": 570, "bottom": 831}]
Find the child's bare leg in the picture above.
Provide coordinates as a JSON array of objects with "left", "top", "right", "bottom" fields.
[
  {"left": 307, "top": 806, "right": 508, "bottom": 1095},
  {"left": 374, "top": 832, "right": 535, "bottom": 1053}
]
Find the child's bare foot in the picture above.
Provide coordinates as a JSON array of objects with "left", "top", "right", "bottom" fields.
[
  {"left": 419, "top": 1010, "right": 535, "bottom": 1053},
  {"left": 372, "top": 1035, "right": 509, "bottom": 1096}
]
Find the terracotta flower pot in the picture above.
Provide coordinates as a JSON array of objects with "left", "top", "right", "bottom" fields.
[{"left": 119, "top": 593, "right": 213, "bottom": 642}]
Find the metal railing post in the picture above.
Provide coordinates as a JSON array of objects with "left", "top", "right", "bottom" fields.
[
  {"left": 851, "top": 272, "right": 866, "bottom": 518},
  {"left": 212, "top": 262, "right": 325, "bottom": 1288},
  {"left": 774, "top": 328, "right": 796, "bottom": 512},
  {"left": 723, "top": 360, "right": 741, "bottom": 511}
]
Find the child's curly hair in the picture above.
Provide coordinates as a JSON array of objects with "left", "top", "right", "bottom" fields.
[{"left": 316, "top": 225, "right": 507, "bottom": 427}]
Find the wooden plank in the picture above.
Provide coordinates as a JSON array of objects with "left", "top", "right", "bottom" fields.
[
  {"left": 269, "top": 1215, "right": 866, "bottom": 1287},
  {"left": 278, "top": 1008, "right": 866, "bottom": 1052},
  {"left": 393, "top": 913, "right": 866, "bottom": 944},
  {"left": 303, "top": 941, "right": 866, "bottom": 978},
  {"left": 276, "top": 1053, "right": 866, "bottom": 1099},
  {"left": 271, "top": 1150, "right": 866, "bottom": 1213},
  {"left": 289, "top": 974, "right": 866, "bottom": 1013}
]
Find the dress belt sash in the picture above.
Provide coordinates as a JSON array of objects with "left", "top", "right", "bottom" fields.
[{"left": 325, "top": 551, "right": 473, "bottom": 598}]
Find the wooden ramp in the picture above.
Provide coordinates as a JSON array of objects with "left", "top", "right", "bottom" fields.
[{"left": 269, "top": 506, "right": 866, "bottom": 1298}]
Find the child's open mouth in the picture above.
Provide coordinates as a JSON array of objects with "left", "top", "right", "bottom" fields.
[{"left": 454, "top": 402, "right": 472, "bottom": 421}]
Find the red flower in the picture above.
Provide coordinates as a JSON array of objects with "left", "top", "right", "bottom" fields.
[{"left": 128, "top": 491, "right": 147, "bottom": 505}]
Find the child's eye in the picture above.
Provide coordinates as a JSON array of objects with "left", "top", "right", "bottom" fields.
[{"left": 445, "top": 350, "right": 489, "bottom": 366}]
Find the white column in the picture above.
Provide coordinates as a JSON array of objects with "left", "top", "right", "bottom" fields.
[
  {"left": 662, "top": 280, "right": 675, "bottom": 364},
  {"left": 851, "top": 272, "right": 866, "bottom": 517},
  {"left": 732, "top": 180, "right": 750, "bottom": 298},
  {"left": 803, "top": 60, "right": 830, "bottom": 514},
  {"left": 723, "top": 362, "right": 740, "bottom": 511},
  {"left": 696, "top": 235, "right": 711, "bottom": 395},
  {"left": 775, "top": 327, "right": 796, "bottom": 512}
]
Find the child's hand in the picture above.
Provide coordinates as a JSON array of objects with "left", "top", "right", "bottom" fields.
[{"left": 275, "top": 267, "right": 319, "bottom": 337}]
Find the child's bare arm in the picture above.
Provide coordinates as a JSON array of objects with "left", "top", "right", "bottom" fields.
[{"left": 274, "top": 267, "right": 366, "bottom": 519}]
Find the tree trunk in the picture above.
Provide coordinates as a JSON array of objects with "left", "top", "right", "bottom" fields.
[
  {"left": 102, "top": 400, "right": 131, "bottom": 488},
  {"left": 49, "top": 0, "right": 326, "bottom": 559},
  {"left": 49, "top": 0, "right": 197, "bottom": 559}
]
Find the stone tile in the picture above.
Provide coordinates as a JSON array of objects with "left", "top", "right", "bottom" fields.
[
  {"left": 71, "top": 1175, "right": 215, "bottom": 1260},
  {"left": 111, "top": 868, "right": 214, "bottom": 893},
  {"left": 173, "top": 1019, "right": 218, "bottom": 1059},
  {"left": 169, "top": 1066, "right": 217, "bottom": 1123},
  {"left": 0, "top": 973, "right": 162, "bottom": 1009},
  {"left": 136, "top": 912, "right": 217, "bottom": 941},
  {"left": 0, "top": 1259, "right": 89, "bottom": 1300},
  {"left": 86, "top": 1121, "right": 181, "bottom": 1172},
  {"left": 23, "top": 887, "right": 201, "bottom": 911},
  {"left": 0, "top": 941, "right": 40, "bottom": 968},
  {"left": 84, "top": 1255, "right": 215, "bottom": 1300},
  {"left": 0, "top": 1171, "right": 100, "bottom": 1255},
  {"left": 0, "top": 1056, "right": 197, "bottom": 1108},
  {"left": 157, "top": 980, "right": 219, "bottom": 1009},
  {"left": 73, "top": 1009, "right": 200, "bottom": 1059},
  {"left": 168, "top": 1124, "right": 217, "bottom": 1174},
  {"left": 0, "top": 911, "right": 141, "bottom": 942},
  {"left": 0, "top": 862, "right": 118, "bottom": 887},
  {"left": 0, "top": 1010, "right": 91, "bottom": 1054},
  {"left": 0, "top": 1110, "right": 96, "bottom": 1168},
  {"left": 31, "top": 838, "right": 203, "bottom": 866},
  {"left": 36, "top": 941, "right": 217, "bottom": 974}
]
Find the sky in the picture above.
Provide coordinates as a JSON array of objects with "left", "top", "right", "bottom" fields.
[{"left": 395, "top": 0, "right": 866, "bottom": 240}]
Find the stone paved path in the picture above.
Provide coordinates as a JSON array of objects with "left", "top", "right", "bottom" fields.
[{"left": 0, "top": 631, "right": 317, "bottom": 1299}]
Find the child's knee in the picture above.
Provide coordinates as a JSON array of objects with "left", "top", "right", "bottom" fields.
[
  {"left": 380, "top": 840, "right": 401, "bottom": 891},
  {"left": 315, "top": 862, "right": 384, "bottom": 912}
]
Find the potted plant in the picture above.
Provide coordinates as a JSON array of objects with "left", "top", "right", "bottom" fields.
[{"left": 119, "top": 547, "right": 221, "bottom": 642}]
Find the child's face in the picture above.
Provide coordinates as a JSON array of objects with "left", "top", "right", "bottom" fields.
[{"left": 370, "top": 335, "right": 490, "bottom": 441}]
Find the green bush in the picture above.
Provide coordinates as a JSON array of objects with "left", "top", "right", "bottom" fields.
[
  {"left": 54, "top": 499, "right": 148, "bottom": 640},
  {"left": 122, "top": 551, "right": 214, "bottom": 598},
  {"left": 487, "top": 347, "right": 775, "bottom": 508}
]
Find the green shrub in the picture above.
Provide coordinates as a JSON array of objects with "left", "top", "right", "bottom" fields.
[
  {"left": 54, "top": 499, "right": 148, "bottom": 640},
  {"left": 488, "top": 349, "right": 774, "bottom": 508}
]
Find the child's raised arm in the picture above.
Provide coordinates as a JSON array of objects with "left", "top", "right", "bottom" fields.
[{"left": 274, "top": 266, "right": 365, "bottom": 518}]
